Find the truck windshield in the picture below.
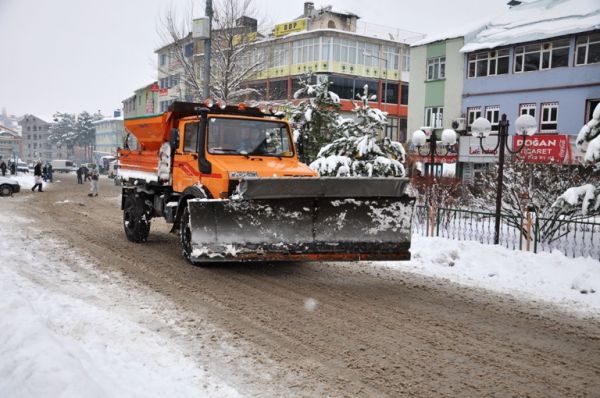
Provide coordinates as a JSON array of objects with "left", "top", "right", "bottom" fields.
[{"left": 207, "top": 118, "right": 294, "bottom": 157}]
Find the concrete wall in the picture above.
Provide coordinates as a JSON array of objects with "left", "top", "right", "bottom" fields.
[{"left": 407, "top": 45, "right": 426, "bottom": 136}]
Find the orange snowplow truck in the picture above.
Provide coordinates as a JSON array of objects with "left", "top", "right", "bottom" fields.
[{"left": 118, "top": 101, "right": 414, "bottom": 264}]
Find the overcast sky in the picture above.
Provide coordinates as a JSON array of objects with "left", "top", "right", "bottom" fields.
[{"left": 0, "top": 0, "right": 508, "bottom": 119}]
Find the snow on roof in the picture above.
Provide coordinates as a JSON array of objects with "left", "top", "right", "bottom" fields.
[
  {"left": 412, "top": 0, "right": 600, "bottom": 50},
  {"left": 460, "top": 0, "right": 600, "bottom": 53},
  {"left": 92, "top": 116, "right": 124, "bottom": 125}
]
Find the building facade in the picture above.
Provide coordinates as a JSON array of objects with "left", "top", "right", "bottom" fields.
[
  {"left": 0, "top": 127, "right": 22, "bottom": 163},
  {"left": 18, "top": 115, "right": 67, "bottom": 163},
  {"left": 93, "top": 116, "right": 125, "bottom": 160},
  {"left": 242, "top": 3, "right": 417, "bottom": 142},
  {"left": 123, "top": 81, "right": 159, "bottom": 119}
]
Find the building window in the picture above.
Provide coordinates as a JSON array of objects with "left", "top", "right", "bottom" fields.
[
  {"left": 384, "top": 46, "right": 400, "bottom": 70},
  {"left": 424, "top": 106, "right": 444, "bottom": 128},
  {"left": 402, "top": 49, "right": 410, "bottom": 72},
  {"left": 293, "top": 38, "right": 320, "bottom": 64},
  {"left": 399, "top": 117, "right": 407, "bottom": 143},
  {"left": 426, "top": 56, "right": 445, "bottom": 81},
  {"left": 272, "top": 43, "right": 289, "bottom": 68},
  {"left": 575, "top": 33, "right": 600, "bottom": 66},
  {"left": 585, "top": 99, "right": 600, "bottom": 123},
  {"left": 385, "top": 117, "right": 399, "bottom": 141},
  {"left": 540, "top": 102, "right": 559, "bottom": 132},
  {"left": 467, "top": 49, "right": 509, "bottom": 78},
  {"left": 159, "top": 53, "right": 167, "bottom": 66},
  {"left": 184, "top": 42, "right": 194, "bottom": 58},
  {"left": 485, "top": 106, "right": 500, "bottom": 131},
  {"left": 382, "top": 82, "right": 398, "bottom": 104},
  {"left": 400, "top": 83, "right": 409, "bottom": 105},
  {"left": 268, "top": 79, "right": 288, "bottom": 100},
  {"left": 467, "top": 107, "right": 482, "bottom": 130},
  {"left": 327, "top": 20, "right": 336, "bottom": 29},
  {"left": 514, "top": 39, "right": 570, "bottom": 73},
  {"left": 357, "top": 42, "right": 379, "bottom": 67},
  {"left": 519, "top": 103, "right": 536, "bottom": 117}
]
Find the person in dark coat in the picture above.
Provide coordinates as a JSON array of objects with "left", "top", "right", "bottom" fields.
[
  {"left": 47, "top": 164, "right": 53, "bottom": 182},
  {"left": 42, "top": 164, "right": 48, "bottom": 182},
  {"left": 9, "top": 162, "right": 15, "bottom": 175},
  {"left": 76, "top": 165, "right": 83, "bottom": 184},
  {"left": 0, "top": 160, "right": 6, "bottom": 176},
  {"left": 31, "top": 161, "right": 43, "bottom": 192},
  {"left": 83, "top": 165, "right": 90, "bottom": 182}
]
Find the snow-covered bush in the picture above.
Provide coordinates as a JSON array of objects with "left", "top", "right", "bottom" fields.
[
  {"left": 552, "top": 104, "right": 600, "bottom": 217},
  {"left": 289, "top": 74, "right": 343, "bottom": 163},
  {"left": 310, "top": 85, "right": 406, "bottom": 177}
]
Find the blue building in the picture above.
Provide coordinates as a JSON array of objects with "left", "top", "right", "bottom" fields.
[{"left": 460, "top": 0, "right": 600, "bottom": 137}]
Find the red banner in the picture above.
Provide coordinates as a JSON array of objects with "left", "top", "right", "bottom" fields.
[
  {"left": 159, "top": 88, "right": 169, "bottom": 96},
  {"left": 150, "top": 84, "right": 159, "bottom": 92},
  {"left": 512, "top": 134, "right": 572, "bottom": 164}
]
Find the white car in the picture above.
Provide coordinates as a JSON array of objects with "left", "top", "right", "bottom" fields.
[{"left": 0, "top": 176, "right": 20, "bottom": 196}]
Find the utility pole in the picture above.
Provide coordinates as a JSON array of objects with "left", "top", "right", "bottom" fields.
[{"left": 203, "top": 0, "right": 213, "bottom": 99}]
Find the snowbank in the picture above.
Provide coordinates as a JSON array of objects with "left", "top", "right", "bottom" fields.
[
  {"left": 386, "top": 237, "right": 600, "bottom": 316},
  {"left": 0, "top": 212, "right": 239, "bottom": 398}
]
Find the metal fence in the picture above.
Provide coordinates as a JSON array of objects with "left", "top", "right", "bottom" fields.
[{"left": 412, "top": 205, "right": 600, "bottom": 260}]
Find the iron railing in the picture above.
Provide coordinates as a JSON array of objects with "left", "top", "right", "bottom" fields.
[{"left": 412, "top": 206, "right": 600, "bottom": 260}]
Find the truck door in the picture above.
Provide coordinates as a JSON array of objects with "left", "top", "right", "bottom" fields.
[{"left": 173, "top": 120, "right": 201, "bottom": 193}]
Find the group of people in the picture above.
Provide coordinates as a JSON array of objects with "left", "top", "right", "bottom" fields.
[
  {"left": 29, "top": 161, "right": 99, "bottom": 196},
  {"left": 0, "top": 159, "right": 17, "bottom": 176}
]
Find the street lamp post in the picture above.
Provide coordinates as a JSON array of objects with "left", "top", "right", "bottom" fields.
[
  {"left": 472, "top": 113, "right": 537, "bottom": 245},
  {"left": 363, "top": 52, "right": 388, "bottom": 112},
  {"left": 412, "top": 127, "right": 457, "bottom": 236}
]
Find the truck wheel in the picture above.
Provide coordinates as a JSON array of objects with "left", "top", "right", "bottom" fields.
[
  {"left": 180, "top": 205, "right": 194, "bottom": 262},
  {"left": 123, "top": 194, "right": 151, "bottom": 243}
]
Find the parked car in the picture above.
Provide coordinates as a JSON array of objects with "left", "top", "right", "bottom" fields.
[
  {"left": 0, "top": 176, "right": 20, "bottom": 196},
  {"left": 16, "top": 161, "right": 29, "bottom": 173}
]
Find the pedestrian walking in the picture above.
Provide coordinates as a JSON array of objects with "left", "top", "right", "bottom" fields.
[
  {"left": 0, "top": 160, "right": 6, "bottom": 176},
  {"left": 31, "top": 161, "right": 43, "bottom": 192},
  {"left": 47, "top": 164, "right": 53, "bottom": 182},
  {"left": 88, "top": 164, "right": 99, "bottom": 197},
  {"left": 42, "top": 164, "right": 48, "bottom": 182},
  {"left": 76, "top": 165, "right": 83, "bottom": 184}
]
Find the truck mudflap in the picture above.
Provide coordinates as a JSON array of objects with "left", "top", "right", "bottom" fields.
[{"left": 186, "top": 178, "right": 414, "bottom": 263}]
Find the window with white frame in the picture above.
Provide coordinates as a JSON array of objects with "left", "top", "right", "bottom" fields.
[
  {"left": 575, "top": 33, "right": 600, "bottom": 66},
  {"left": 357, "top": 42, "right": 379, "bottom": 68},
  {"left": 519, "top": 103, "right": 536, "bottom": 117},
  {"left": 424, "top": 107, "right": 444, "bottom": 128},
  {"left": 159, "top": 53, "right": 167, "bottom": 66},
  {"left": 292, "top": 38, "right": 320, "bottom": 64},
  {"left": 332, "top": 38, "right": 357, "bottom": 64},
  {"left": 540, "top": 102, "right": 559, "bottom": 132},
  {"left": 514, "top": 39, "right": 570, "bottom": 73},
  {"left": 402, "top": 49, "right": 410, "bottom": 72},
  {"left": 272, "top": 43, "right": 288, "bottom": 68},
  {"left": 485, "top": 106, "right": 500, "bottom": 131},
  {"left": 467, "top": 49, "right": 509, "bottom": 78},
  {"left": 426, "top": 56, "right": 445, "bottom": 80},
  {"left": 321, "top": 37, "right": 331, "bottom": 62},
  {"left": 467, "top": 107, "right": 482, "bottom": 129},
  {"left": 384, "top": 46, "right": 400, "bottom": 70}
]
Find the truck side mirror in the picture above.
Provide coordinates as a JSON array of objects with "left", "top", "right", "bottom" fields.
[{"left": 169, "top": 128, "right": 180, "bottom": 150}]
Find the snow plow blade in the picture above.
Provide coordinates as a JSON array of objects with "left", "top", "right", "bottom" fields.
[{"left": 187, "top": 177, "right": 414, "bottom": 263}]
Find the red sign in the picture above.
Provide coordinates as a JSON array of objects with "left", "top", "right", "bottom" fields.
[
  {"left": 410, "top": 154, "right": 458, "bottom": 164},
  {"left": 512, "top": 134, "right": 572, "bottom": 164},
  {"left": 159, "top": 88, "right": 169, "bottom": 96},
  {"left": 150, "top": 84, "right": 159, "bottom": 92}
]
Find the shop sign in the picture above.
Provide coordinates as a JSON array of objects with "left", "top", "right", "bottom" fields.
[
  {"left": 513, "top": 134, "right": 572, "bottom": 164},
  {"left": 274, "top": 19, "right": 308, "bottom": 37}
]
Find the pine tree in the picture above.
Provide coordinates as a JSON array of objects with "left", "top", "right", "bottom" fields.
[
  {"left": 310, "top": 85, "right": 406, "bottom": 177},
  {"left": 552, "top": 103, "right": 600, "bottom": 217},
  {"left": 290, "top": 74, "right": 343, "bottom": 163},
  {"left": 49, "top": 112, "right": 78, "bottom": 149}
]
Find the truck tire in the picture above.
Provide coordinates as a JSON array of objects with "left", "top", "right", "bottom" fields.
[
  {"left": 123, "top": 193, "right": 151, "bottom": 243},
  {"left": 180, "top": 205, "right": 194, "bottom": 262}
]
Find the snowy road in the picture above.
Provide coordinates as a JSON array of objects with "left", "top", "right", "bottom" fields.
[{"left": 2, "top": 175, "right": 600, "bottom": 397}]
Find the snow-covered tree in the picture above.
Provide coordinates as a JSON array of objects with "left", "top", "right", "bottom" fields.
[
  {"left": 158, "top": 0, "right": 265, "bottom": 102},
  {"left": 290, "top": 74, "right": 343, "bottom": 163},
  {"left": 552, "top": 103, "right": 600, "bottom": 217},
  {"left": 49, "top": 112, "right": 78, "bottom": 150},
  {"left": 310, "top": 85, "right": 406, "bottom": 177}
]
